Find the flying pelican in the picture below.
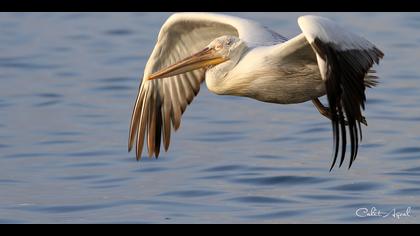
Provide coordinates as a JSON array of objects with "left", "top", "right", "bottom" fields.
[{"left": 128, "top": 13, "right": 384, "bottom": 170}]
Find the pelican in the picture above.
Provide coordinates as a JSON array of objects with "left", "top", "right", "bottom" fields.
[{"left": 128, "top": 13, "right": 384, "bottom": 170}]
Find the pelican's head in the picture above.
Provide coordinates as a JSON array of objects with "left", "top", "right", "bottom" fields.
[
  {"left": 206, "top": 35, "right": 247, "bottom": 64},
  {"left": 148, "top": 35, "right": 247, "bottom": 80}
]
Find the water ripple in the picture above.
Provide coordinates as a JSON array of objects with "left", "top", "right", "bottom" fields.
[
  {"left": 90, "top": 177, "right": 132, "bottom": 185},
  {"left": 34, "top": 100, "right": 61, "bottom": 107},
  {"left": 203, "top": 164, "right": 246, "bottom": 172},
  {"left": 197, "top": 174, "right": 234, "bottom": 180},
  {"left": 328, "top": 182, "right": 383, "bottom": 192},
  {"left": 193, "top": 137, "right": 245, "bottom": 142},
  {"left": 89, "top": 184, "right": 121, "bottom": 189},
  {"left": 105, "top": 56, "right": 144, "bottom": 65},
  {"left": 232, "top": 175, "right": 329, "bottom": 186},
  {"left": 392, "top": 188, "right": 420, "bottom": 196},
  {"left": 227, "top": 196, "right": 295, "bottom": 204},
  {"left": 159, "top": 190, "right": 222, "bottom": 198},
  {"left": 361, "top": 143, "right": 384, "bottom": 149},
  {"left": 36, "top": 139, "right": 80, "bottom": 145},
  {"left": 299, "top": 194, "right": 358, "bottom": 201},
  {"left": 243, "top": 209, "right": 306, "bottom": 220},
  {"left": 0, "top": 61, "right": 61, "bottom": 70},
  {"left": 403, "top": 166, "right": 420, "bottom": 172},
  {"left": 66, "top": 34, "right": 91, "bottom": 41},
  {"left": 56, "top": 174, "right": 105, "bottom": 181},
  {"left": 366, "top": 98, "right": 389, "bottom": 105},
  {"left": 5, "top": 152, "right": 53, "bottom": 159},
  {"left": 66, "top": 150, "right": 116, "bottom": 157},
  {"left": 297, "top": 126, "right": 329, "bottom": 134},
  {"left": 0, "top": 219, "right": 26, "bottom": 224},
  {"left": 207, "top": 119, "right": 247, "bottom": 125},
  {"left": 132, "top": 167, "right": 168, "bottom": 173},
  {"left": 104, "top": 29, "right": 134, "bottom": 36},
  {"left": 0, "top": 179, "right": 22, "bottom": 184},
  {"left": 96, "top": 76, "right": 134, "bottom": 83},
  {"left": 63, "top": 162, "right": 110, "bottom": 168},
  {"left": 47, "top": 131, "right": 84, "bottom": 136},
  {"left": 253, "top": 154, "right": 285, "bottom": 159},
  {"left": 389, "top": 147, "right": 420, "bottom": 155},
  {"left": 263, "top": 136, "right": 296, "bottom": 143},
  {"left": 55, "top": 71, "right": 80, "bottom": 77},
  {"left": 22, "top": 203, "right": 116, "bottom": 214},
  {"left": 398, "top": 156, "right": 420, "bottom": 161},
  {"left": 91, "top": 85, "right": 131, "bottom": 92},
  {"left": 0, "top": 100, "right": 12, "bottom": 108},
  {"left": 35, "top": 93, "right": 62, "bottom": 98}
]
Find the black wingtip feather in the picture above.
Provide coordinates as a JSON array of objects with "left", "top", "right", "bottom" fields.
[
  {"left": 312, "top": 38, "right": 383, "bottom": 171},
  {"left": 338, "top": 108, "right": 347, "bottom": 168},
  {"left": 329, "top": 121, "right": 340, "bottom": 172}
]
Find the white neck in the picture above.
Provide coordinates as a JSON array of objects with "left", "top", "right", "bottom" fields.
[{"left": 205, "top": 47, "right": 249, "bottom": 95}]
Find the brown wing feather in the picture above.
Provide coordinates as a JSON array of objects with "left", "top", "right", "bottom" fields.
[{"left": 129, "top": 12, "right": 285, "bottom": 160}]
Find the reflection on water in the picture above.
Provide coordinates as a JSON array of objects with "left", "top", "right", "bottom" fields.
[{"left": 0, "top": 12, "right": 419, "bottom": 223}]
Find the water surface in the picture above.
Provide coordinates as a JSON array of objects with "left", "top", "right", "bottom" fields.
[{"left": 0, "top": 12, "right": 419, "bottom": 223}]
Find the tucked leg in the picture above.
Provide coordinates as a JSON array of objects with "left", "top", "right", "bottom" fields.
[{"left": 312, "top": 98, "right": 367, "bottom": 126}]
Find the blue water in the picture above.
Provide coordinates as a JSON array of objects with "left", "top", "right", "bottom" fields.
[{"left": 0, "top": 12, "right": 419, "bottom": 223}]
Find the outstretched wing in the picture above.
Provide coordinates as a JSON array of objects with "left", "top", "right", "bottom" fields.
[
  {"left": 296, "top": 15, "right": 384, "bottom": 170},
  {"left": 129, "top": 12, "right": 287, "bottom": 160}
]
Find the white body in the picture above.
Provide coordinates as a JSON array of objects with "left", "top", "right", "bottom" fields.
[{"left": 205, "top": 39, "right": 325, "bottom": 104}]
